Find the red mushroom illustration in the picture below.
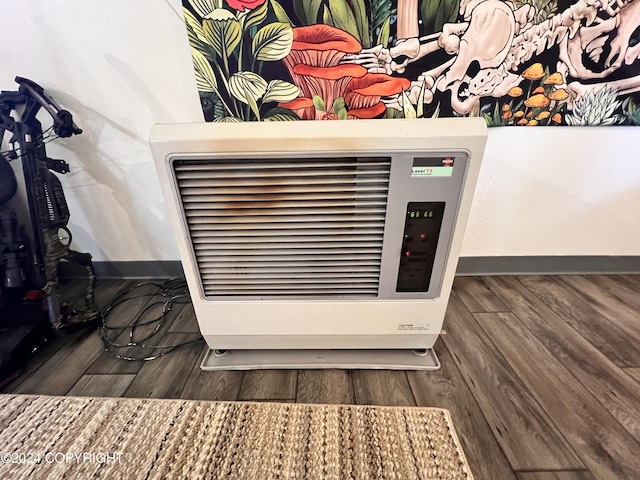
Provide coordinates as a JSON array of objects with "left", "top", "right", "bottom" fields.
[
  {"left": 344, "top": 74, "right": 411, "bottom": 118},
  {"left": 283, "top": 24, "right": 362, "bottom": 70},
  {"left": 278, "top": 97, "right": 315, "bottom": 120},
  {"left": 280, "top": 25, "right": 409, "bottom": 120},
  {"left": 291, "top": 63, "right": 367, "bottom": 119}
]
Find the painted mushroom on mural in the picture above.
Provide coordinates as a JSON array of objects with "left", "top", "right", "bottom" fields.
[{"left": 280, "top": 25, "right": 410, "bottom": 120}]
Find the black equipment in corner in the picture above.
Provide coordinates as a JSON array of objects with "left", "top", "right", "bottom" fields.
[{"left": 0, "top": 76, "right": 99, "bottom": 334}]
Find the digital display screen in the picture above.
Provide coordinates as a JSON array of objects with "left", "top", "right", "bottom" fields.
[
  {"left": 396, "top": 202, "right": 446, "bottom": 292},
  {"left": 411, "top": 167, "right": 453, "bottom": 177},
  {"left": 407, "top": 210, "right": 436, "bottom": 218},
  {"left": 412, "top": 157, "right": 454, "bottom": 177}
]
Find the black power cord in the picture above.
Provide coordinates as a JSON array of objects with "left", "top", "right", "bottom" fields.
[{"left": 97, "top": 278, "right": 202, "bottom": 361}]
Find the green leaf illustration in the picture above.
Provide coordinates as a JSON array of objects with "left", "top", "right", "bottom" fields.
[
  {"left": 243, "top": 1, "right": 269, "bottom": 31},
  {"left": 347, "top": 0, "right": 369, "bottom": 48},
  {"left": 376, "top": 15, "right": 391, "bottom": 47},
  {"left": 402, "top": 90, "right": 417, "bottom": 119},
  {"left": 213, "top": 116, "right": 242, "bottom": 122},
  {"left": 252, "top": 22, "right": 293, "bottom": 61},
  {"left": 323, "top": 5, "right": 336, "bottom": 27},
  {"left": 245, "top": 92, "right": 262, "bottom": 121},
  {"left": 371, "top": 0, "right": 393, "bottom": 33},
  {"left": 229, "top": 72, "right": 268, "bottom": 119},
  {"left": 293, "top": 0, "right": 323, "bottom": 25},
  {"left": 420, "top": 0, "right": 460, "bottom": 36},
  {"left": 416, "top": 81, "right": 426, "bottom": 118},
  {"left": 229, "top": 71, "right": 268, "bottom": 103},
  {"left": 325, "top": 0, "right": 360, "bottom": 43},
  {"left": 191, "top": 47, "right": 218, "bottom": 92},
  {"left": 184, "top": 9, "right": 206, "bottom": 41},
  {"left": 313, "top": 95, "right": 327, "bottom": 112},
  {"left": 623, "top": 97, "right": 640, "bottom": 125},
  {"left": 263, "top": 80, "right": 301, "bottom": 103},
  {"left": 186, "top": 26, "right": 212, "bottom": 60},
  {"left": 515, "top": 0, "right": 557, "bottom": 23},
  {"left": 264, "top": 107, "right": 301, "bottom": 120},
  {"left": 332, "top": 97, "right": 346, "bottom": 114},
  {"left": 337, "top": 108, "right": 348, "bottom": 120},
  {"left": 184, "top": 9, "right": 217, "bottom": 60},
  {"left": 270, "top": 0, "right": 295, "bottom": 26},
  {"left": 384, "top": 108, "right": 404, "bottom": 119},
  {"left": 188, "top": 0, "right": 222, "bottom": 18},
  {"left": 429, "top": 103, "right": 440, "bottom": 118},
  {"left": 202, "top": 9, "right": 242, "bottom": 59}
]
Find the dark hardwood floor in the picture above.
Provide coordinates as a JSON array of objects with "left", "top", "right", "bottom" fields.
[{"left": 3, "top": 274, "right": 640, "bottom": 479}]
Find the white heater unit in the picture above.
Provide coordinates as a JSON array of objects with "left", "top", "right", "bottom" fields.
[{"left": 150, "top": 118, "right": 487, "bottom": 370}]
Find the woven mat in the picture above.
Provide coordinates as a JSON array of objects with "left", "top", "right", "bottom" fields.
[{"left": 0, "top": 394, "right": 473, "bottom": 480}]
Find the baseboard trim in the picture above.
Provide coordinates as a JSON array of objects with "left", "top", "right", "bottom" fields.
[
  {"left": 456, "top": 256, "right": 640, "bottom": 275},
  {"left": 59, "top": 256, "right": 640, "bottom": 279}
]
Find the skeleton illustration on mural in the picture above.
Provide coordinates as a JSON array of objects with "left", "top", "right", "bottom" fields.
[
  {"left": 343, "top": 0, "right": 640, "bottom": 123},
  {"left": 344, "top": 0, "right": 524, "bottom": 114},
  {"left": 182, "top": 0, "right": 640, "bottom": 125}
]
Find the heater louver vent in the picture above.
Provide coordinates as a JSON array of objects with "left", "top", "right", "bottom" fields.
[{"left": 173, "top": 157, "right": 391, "bottom": 298}]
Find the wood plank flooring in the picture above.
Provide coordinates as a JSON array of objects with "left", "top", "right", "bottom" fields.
[{"left": 3, "top": 275, "right": 639, "bottom": 479}]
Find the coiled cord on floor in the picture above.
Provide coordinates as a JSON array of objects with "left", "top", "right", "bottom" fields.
[{"left": 97, "top": 278, "right": 202, "bottom": 361}]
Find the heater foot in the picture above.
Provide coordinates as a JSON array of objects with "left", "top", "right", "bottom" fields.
[{"left": 201, "top": 348, "right": 440, "bottom": 371}]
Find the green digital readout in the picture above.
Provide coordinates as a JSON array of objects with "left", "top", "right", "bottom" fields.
[
  {"left": 411, "top": 166, "right": 453, "bottom": 177},
  {"left": 412, "top": 157, "right": 455, "bottom": 177},
  {"left": 407, "top": 210, "right": 435, "bottom": 218}
]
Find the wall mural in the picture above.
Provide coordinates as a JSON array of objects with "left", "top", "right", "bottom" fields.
[{"left": 182, "top": 0, "right": 640, "bottom": 125}]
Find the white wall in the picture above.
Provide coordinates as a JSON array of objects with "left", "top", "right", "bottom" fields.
[
  {"left": 1, "top": 0, "right": 202, "bottom": 261},
  {"left": 2, "top": 0, "right": 639, "bottom": 261},
  {"left": 462, "top": 127, "right": 640, "bottom": 256}
]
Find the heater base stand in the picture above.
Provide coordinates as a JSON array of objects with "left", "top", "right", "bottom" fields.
[{"left": 201, "top": 348, "right": 440, "bottom": 371}]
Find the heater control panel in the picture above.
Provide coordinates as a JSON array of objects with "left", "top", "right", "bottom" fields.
[
  {"left": 396, "top": 202, "right": 446, "bottom": 292},
  {"left": 376, "top": 151, "right": 470, "bottom": 300}
]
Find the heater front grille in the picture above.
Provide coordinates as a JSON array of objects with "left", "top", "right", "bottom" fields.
[{"left": 173, "top": 157, "right": 391, "bottom": 298}]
